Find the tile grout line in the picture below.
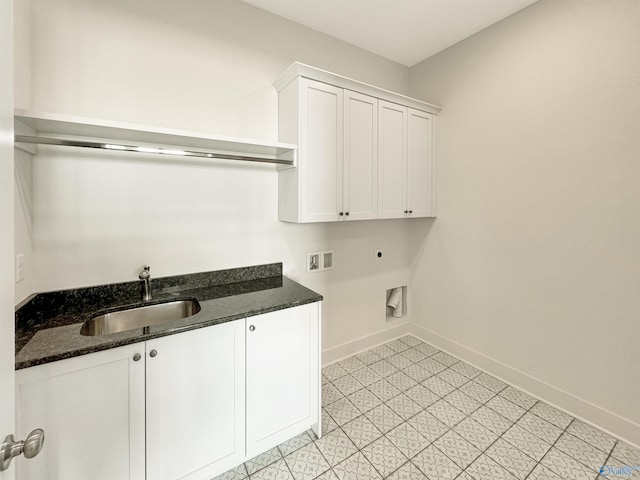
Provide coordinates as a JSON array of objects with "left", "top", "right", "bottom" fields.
[
  {"left": 521, "top": 416, "right": 576, "bottom": 480},
  {"left": 319, "top": 337, "right": 627, "bottom": 480},
  {"left": 392, "top": 360, "right": 552, "bottom": 479},
  {"left": 233, "top": 337, "right": 630, "bottom": 480},
  {"left": 329, "top": 338, "right": 442, "bottom": 479},
  {"left": 360, "top": 362, "right": 496, "bottom": 477},
  {"left": 596, "top": 440, "right": 619, "bottom": 480},
  {"left": 329, "top": 340, "right": 526, "bottom": 479},
  {"left": 329, "top": 340, "right": 515, "bottom": 478},
  {"left": 473, "top": 393, "right": 543, "bottom": 480},
  {"left": 324, "top": 336, "right": 422, "bottom": 479}
]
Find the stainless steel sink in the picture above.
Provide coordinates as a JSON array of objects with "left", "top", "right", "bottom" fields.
[{"left": 81, "top": 299, "right": 201, "bottom": 336}]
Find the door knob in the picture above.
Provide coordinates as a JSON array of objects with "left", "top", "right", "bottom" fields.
[
  {"left": 0, "top": 429, "right": 45, "bottom": 471},
  {"left": 149, "top": 349, "right": 158, "bottom": 357},
  {"left": 249, "top": 325, "right": 255, "bottom": 332}
]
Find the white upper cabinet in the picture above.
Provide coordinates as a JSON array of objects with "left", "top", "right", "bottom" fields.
[
  {"left": 343, "top": 90, "right": 378, "bottom": 220},
  {"left": 378, "top": 104, "right": 436, "bottom": 219},
  {"left": 407, "top": 108, "right": 435, "bottom": 217},
  {"left": 302, "top": 79, "right": 344, "bottom": 222},
  {"left": 275, "top": 62, "right": 439, "bottom": 223},
  {"left": 378, "top": 101, "right": 408, "bottom": 219}
]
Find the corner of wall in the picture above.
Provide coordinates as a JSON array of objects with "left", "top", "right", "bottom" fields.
[
  {"left": 14, "top": 148, "right": 33, "bottom": 304},
  {"left": 14, "top": 0, "right": 32, "bottom": 110}
]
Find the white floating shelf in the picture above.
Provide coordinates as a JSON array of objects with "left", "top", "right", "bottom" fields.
[{"left": 14, "top": 109, "right": 297, "bottom": 166}]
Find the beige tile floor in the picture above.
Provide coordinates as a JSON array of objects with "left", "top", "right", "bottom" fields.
[{"left": 214, "top": 335, "right": 640, "bottom": 480}]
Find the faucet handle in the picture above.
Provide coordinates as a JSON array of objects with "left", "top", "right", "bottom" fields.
[{"left": 139, "top": 266, "right": 151, "bottom": 280}]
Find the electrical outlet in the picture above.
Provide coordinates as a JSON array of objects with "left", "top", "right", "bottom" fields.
[
  {"left": 16, "top": 253, "right": 24, "bottom": 283},
  {"left": 374, "top": 249, "right": 383, "bottom": 260}
]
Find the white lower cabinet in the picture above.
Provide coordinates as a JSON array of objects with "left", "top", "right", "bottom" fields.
[
  {"left": 15, "top": 302, "right": 320, "bottom": 480},
  {"left": 15, "top": 343, "right": 146, "bottom": 480},
  {"left": 246, "top": 303, "right": 320, "bottom": 457},
  {"left": 146, "top": 320, "right": 245, "bottom": 480}
]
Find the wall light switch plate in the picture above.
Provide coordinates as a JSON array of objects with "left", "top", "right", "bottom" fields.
[{"left": 16, "top": 253, "right": 24, "bottom": 283}]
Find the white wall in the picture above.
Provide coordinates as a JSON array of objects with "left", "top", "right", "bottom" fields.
[
  {"left": 14, "top": 0, "right": 33, "bottom": 305},
  {"left": 14, "top": 149, "right": 33, "bottom": 304},
  {"left": 20, "top": 0, "right": 414, "bottom": 353},
  {"left": 1, "top": 0, "right": 16, "bottom": 465},
  {"left": 409, "top": 0, "right": 640, "bottom": 444}
]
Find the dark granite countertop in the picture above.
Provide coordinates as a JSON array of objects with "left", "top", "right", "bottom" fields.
[{"left": 15, "top": 263, "right": 322, "bottom": 370}]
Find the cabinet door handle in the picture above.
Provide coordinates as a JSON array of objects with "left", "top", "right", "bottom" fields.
[
  {"left": 149, "top": 349, "right": 158, "bottom": 358},
  {"left": 339, "top": 212, "right": 344, "bottom": 216},
  {"left": 345, "top": 212, "right": 350, "bottom": 216},
  {"left": 133, "top": 353, "right": 141, "bottom": 362},
  {"left": 404, "top": 210, "right": 408, "bottom": 214},
  {"left": 409, "top": 210, "right": 413, "bottom": 214},
  {"left": 249, "top": 325, "right": 255, "bottom": 332}
]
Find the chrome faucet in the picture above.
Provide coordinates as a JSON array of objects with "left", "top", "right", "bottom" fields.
[{"left": 139, "top": 266, "right": 152, "bottom": 302}]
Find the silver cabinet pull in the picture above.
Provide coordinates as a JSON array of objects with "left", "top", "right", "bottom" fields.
[
  {"left": 0, "top": 429, "right": 45, "bottom": 471},
  {"left": 149, "top": 349, "right": 158, "bottom": 357},
  {"left": 133, "top": 353, "right": 141, "bottom": 362},
  {"left": 249, "top": 325, "right": 255, "bottom": 332}
]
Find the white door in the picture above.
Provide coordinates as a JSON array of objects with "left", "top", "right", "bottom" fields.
[
  {"left": 15, "top": 345, "right": 146, "bottom": 480},
  {"left": 300, "top": 78, "right": 343, "bottom": 223},
  {"left": 377, "top": 100, "right": 408, "bottom": 219},
  {"left": 407, "top": 108, "right": 434, "bottom": 217},
  {"left": 343, "top": 90, "right": 378, "bottom": 220},
  {"left": 146, "top": 320, "right": 245, "bottom": 480},
  {"left": 246, "top": 304, "right": 320, "bottom": 457},
  {"left": 0, "top": 0, "right": 16, "bottom": 477}
]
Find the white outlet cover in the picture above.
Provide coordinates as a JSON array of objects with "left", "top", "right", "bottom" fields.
[{"left": 15, "top": 253, "right": 25, "bottom": 282}]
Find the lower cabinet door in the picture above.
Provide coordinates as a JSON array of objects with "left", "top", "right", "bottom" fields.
[
  {"left": 15, "top": 343, "right": 146, "bottom": 480},
  {"left": 246, "top": 303, "right": 320, "bottom": 457},
  {"left": 146, "top": 320, "right": 245, "bottom": 480}
]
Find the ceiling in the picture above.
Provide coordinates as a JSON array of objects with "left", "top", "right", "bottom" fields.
[{"left": 241, "top": 0, "right": 539, "bottom": 67}]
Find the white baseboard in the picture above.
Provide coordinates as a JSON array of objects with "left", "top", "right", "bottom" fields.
[
  {"left": 322, "top": 321, "right": 410, "bottom": 366},
  {"left": 409, "top": 324, "right": 640, "bottom": 448}
]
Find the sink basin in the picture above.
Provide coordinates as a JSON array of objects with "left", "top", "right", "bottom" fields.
[{"left": 81, "top": 299, "right": 201, "bottom": 336}]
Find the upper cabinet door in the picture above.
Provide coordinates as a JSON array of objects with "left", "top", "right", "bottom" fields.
[
  {"left": 146, "top": 320, "right": 245, "bottom": 480},
  {"left": 299, "top": 78, "right": 343, "bottom": 223},
  {"left": 407, "top": 108, "right": 435, "bottom": 218},
  {"left": 377, "top": 100, "right": 408, "bottom": 219},
  {"left": 343, "top": 90, "right": 378, "bottom": 220}
]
